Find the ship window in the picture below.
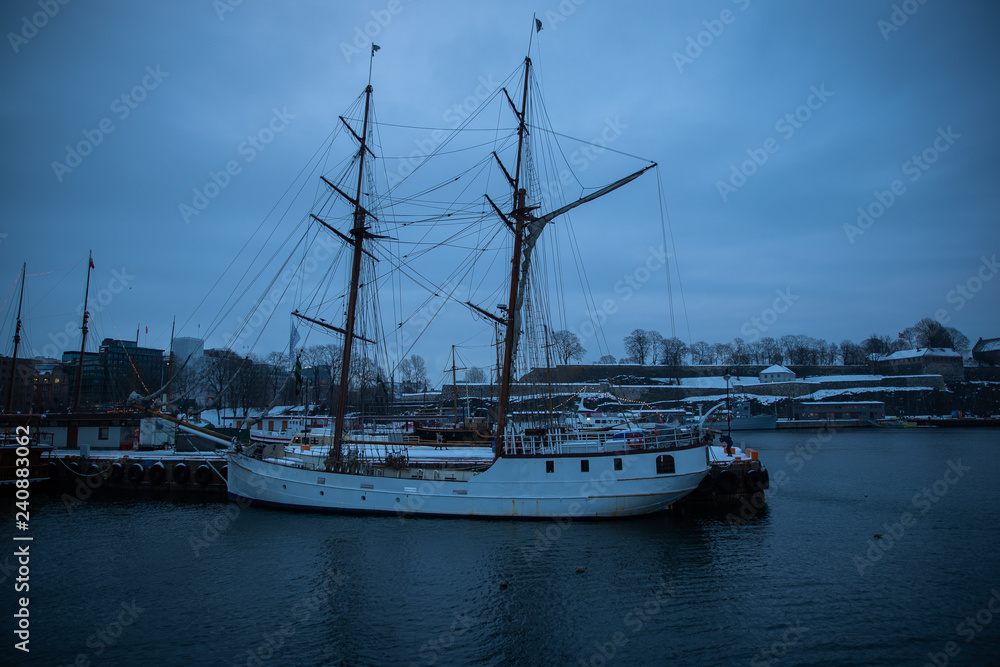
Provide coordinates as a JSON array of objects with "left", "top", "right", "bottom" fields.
[
  {"left": 581, "top": 460, "right": 589, "bottom": 473},
  {"left": 655, "top": 455, "right": 675, "bottom": 475},
  {"left": 545, "top": 461, "right": 554, "bottom": 473},
  {"left": 98, "top": 428, "right": 109, "bottom": 440},
  {"left": 614, "top": 458, "right": 623, "bottom": 471}
]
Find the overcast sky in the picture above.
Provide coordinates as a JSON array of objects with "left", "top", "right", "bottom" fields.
[{"left": 1, "top": 0, "right": 997, "bottom": 384}]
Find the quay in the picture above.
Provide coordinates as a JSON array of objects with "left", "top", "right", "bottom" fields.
[{"left": 42, "top": 448, "right": 229, "bottom": 497}]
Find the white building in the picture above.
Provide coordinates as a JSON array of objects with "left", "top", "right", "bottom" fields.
[{"left": 759, "top": 364, "right": 795, "bottom": 383}]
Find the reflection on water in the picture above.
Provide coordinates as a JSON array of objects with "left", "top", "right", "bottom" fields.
[{"left": 10, "top": 428, "right": 1000, "bottom": 666}]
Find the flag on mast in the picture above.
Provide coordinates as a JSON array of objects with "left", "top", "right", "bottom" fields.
[
  {"left": 535, "top": 18, "right": 542, "bottom": 32},
  {"left": 290, "top": 323, "right": 301, "bottom": 359}
]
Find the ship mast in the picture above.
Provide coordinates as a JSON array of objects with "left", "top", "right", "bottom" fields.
[
  {"left": 491, "top": 58, "right": 656, "bottom": 452},
  {"left": 495, "top": 56, "right": 532, "bottom": 447},
  {"left": 71, "top": 250, "right": 93, "bottom": 412},
  {"left": 328, "top": 83, "right": 374, "bottom": 473},
  {"left": 4, "top": 262, "right": 26, "bottom": 412}
]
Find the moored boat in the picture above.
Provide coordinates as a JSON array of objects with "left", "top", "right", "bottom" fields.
[{"left": 226, "top": 40, "right": 710, "bottom": 517}]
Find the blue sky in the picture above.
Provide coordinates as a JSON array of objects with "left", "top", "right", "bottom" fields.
[{"left": 1, "top": 0, "right": 997, "bottom": 384}]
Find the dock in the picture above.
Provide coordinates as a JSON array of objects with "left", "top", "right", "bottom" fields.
[{"left": 42, "top": 448, "right": 229, "bottom": 498}]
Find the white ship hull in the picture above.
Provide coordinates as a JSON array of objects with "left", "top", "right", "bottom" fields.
[{"left": 227, "top": 443, "right": 709, "bottom": 518}]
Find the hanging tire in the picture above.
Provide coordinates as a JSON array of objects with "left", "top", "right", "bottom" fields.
[
  {"left": 172, "top": 463, "right": 190, "bottom": 484},
  {"left": 715, "top": 470, "right": 739, "bottom": 495},
  {"left": 697, "top": 473, "right": 714, "bottom": 492},
  {"left": 149, "top": 462, "right": 167, "bottom": 485},
  {"left": 109, "top": 462, "right": 125, "bottom": 483},
  {"left": 194, "top": 465, "right": 213, "bottom": 486},
  {"left": 746, "top": 469, "right": 765, "bottom": 493},
  {"left": 87, "top": 463, "right": 101, "bottom": 476},
  {"left": 761, "top": 468, "right": 770, "bottom": 490},
  {"left": 48, "top": 461, "right": 60, "bottom": 481},
  {"left": 221, "top": 465, "right": 228, "bottom": 481},
  {"left": 128, "top": 463, "right": 145, "bottom": 484},
  {"left": 67, "top": 460, "right": 81, "bottom": 476}
]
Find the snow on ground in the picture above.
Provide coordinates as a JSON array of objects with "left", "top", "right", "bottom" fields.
[{"left": 801, "top": 386, "right": 938, "bottom": 401}]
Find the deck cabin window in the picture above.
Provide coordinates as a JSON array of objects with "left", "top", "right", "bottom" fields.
[
  {"left": 614, "top": 458, "right": 623, "bottom": 471},
  {"left": 580, "top": 460, "right": 589, "bottom": 473},
  {"left": 545, "top": 461, "right": 554, "bottom": 473},
  {"left": 655, "top": 455, "right": 675, "bottom": 475},
  {"left": 98, "top": 427, "right": 109, "bottom": 440}
]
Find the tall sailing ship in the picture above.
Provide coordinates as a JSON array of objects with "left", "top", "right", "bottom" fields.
[{"left": 225, "top": 45, "right": 710, "bottom": 518}]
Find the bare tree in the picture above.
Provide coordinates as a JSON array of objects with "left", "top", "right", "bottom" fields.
[
  {"left": 689, "top": 341, "right": 711, "bottom": 365},
  {"left": 551, "top": 330, "right": 586, "bottom": 364},
  {"left": 660, "top": 337, "right": 689, "bottom": 367},
  {"left": 397, "top": 354, "right": 428, "bottom": 392},
  {"left": 623, "top": 329, "right": 653, "bottom": 365},
  {"left": 647, "top": 331, "right": 665, "bottom": 365},
  {"left": 912, "top": 318, "right": 955, "bottom": 348},
  {"left": 464, "top": 366, "right": 486, "bottom": 383},
  {"left": 862, "top": 333, "right": 892, "bottom": 361},
  {"left": 840, "top": 340, "right": 865, "bottom": 365},
  {"left": 596, "top": 354, "right": 616, "bottom": 364}
]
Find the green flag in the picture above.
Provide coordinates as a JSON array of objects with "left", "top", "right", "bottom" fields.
[{"left": 294, "top": 354, "right": 302, "bottom": 395}]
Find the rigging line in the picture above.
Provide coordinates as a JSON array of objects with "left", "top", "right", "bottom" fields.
[
  {"left": 382, "top": 68, "right": 523, "bottom": 198},
  {"left": 525, "top": 123, "right": 655, "bottom": 164},
  {"left": 350, "top": 120, "right": 519, "bottom": 133},
  {"left": 656, "top": 166, "right": 692, "bottom": 345},
  {"left": 379, "top": 135, "right": 516, "bottom": 160},
  {"left": 180, "top": 122, "right": 340, "bottom": 337},
  {"left": 26, "top": 257, "right": 84, "bottom": 277},
  {"left": 208, "top": 216, "right": 310, "bottom": 345}
]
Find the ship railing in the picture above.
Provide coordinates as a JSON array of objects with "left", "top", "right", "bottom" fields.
[{"left": 501, "top": 426, "right": 699, "bottom": 456}]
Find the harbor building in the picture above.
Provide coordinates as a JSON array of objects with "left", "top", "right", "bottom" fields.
[{"left": 877, "top": 348, "right": 964, "bottom": 382}]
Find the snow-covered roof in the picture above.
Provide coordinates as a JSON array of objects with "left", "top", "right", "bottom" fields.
[
  {"left": 883, "top": 348, "right": 960, "bottom": 360},
  {"left": 974, "top": 339, "right": 1000, "bottom": 353},
  {"left": 761, "top": 364, "right": 794, "bottom": 374}
]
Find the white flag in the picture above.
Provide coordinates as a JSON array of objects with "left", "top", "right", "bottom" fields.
[{"left": 289, "top": 324, "right": 301, "bottom": 360}]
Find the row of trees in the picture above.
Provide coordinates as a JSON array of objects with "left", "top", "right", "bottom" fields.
[
  {"left": 173, "top": 346, "right": 432, "bottom": 418},
  {"left": 545, "top": 317, "right": 972, "bottom": 368}
]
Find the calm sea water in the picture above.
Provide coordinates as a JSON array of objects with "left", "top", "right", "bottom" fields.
[{"left": 5, "top": 428, "right": 1000, "bottom": 666}]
